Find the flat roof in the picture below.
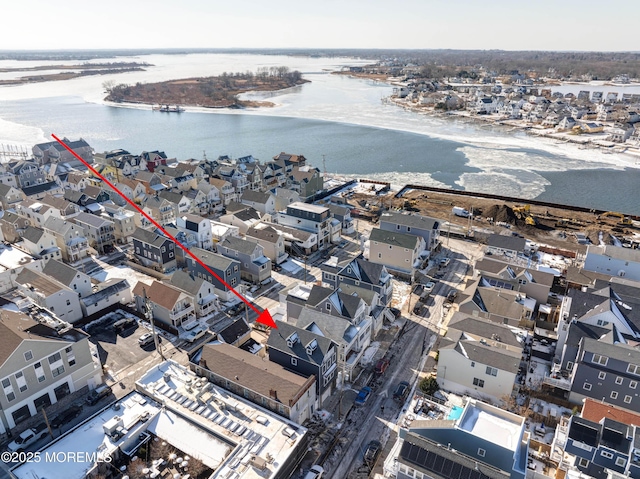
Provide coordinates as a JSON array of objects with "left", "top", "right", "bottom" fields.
[
  {"left": 287, "top": 201, "right": 328, "bottom": 214},
  {"left": 0, "top": 244, "right": 34, "bottom": 272},
  {"left": 136, "top": 360, "right": 307, "bottom": 479},
  {"left": 458, "top": 399, "right": 523, "bottom": 451}
]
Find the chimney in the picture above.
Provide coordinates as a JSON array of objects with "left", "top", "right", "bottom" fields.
[
  {"left": 269, "top": 389, "right": 279, "bottom": 401},
  {"left": 199, "top": 358, "right": 207, "bottom": 369}
]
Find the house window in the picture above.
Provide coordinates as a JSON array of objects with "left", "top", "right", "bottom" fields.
[
  {"left": 471, "top": 362, "right": 475, "bottom": 367},
  {"left": 625, "top": 395, "right": 632, "bottom": 404},
  {"left": 291, "top": 357, "right": 298, "bottom": 366},
  {"left": 477, "top": 448, "right": 486, "bottom": 457},
  {"left": 592, "top": 354, "right": 608, "bottom": 366},
  {"left": 66, "top": 299, "right": 71, "bottom": 306},
  {"left": 583, "top": 382, "right": 592, "bottom": 391},
  {"left": 601, "top": 451, "right": 613, "bottom": 459},
  {"left": 566, "top": 361, "right": 574, "bottom": 370},
  {"left": 34, "top": 362, "right": 45, "bottom": 382},
  {"left": 578, "top": 458, "right": 589, "bottom": 468},
  {"left": 616, "top": 457, "right": 626, "bottom": 467},
  {"left": 51, "top": 366, "right": 65, "bottom": 377},
  {"left": 389, "top": 245, "right": 392, "bottom": 249},
  {"left": 15, "top": 371, "right": 27, "bottom": 393},
  {"left": 378, "top": 253, "right": 382, "bottom": 259},
  {"left": 326, "top": 304, "right": 331, "bottom": 311},
  {"left": 599, "top": 371, "right": 607, "bottom": 380},
  {"left": 631, "top": 381, "right": 638, "bottom": 389},
  {"left": 473, "top": 378, "right": 484, "bottom": 388},
  {"left": 615, "top": 376, "right": 623, "bottom": 385},
  {"left": 611, "top": 391, "right": 618, "bottom": 399},
  {"left": 486, "top": 366, "right": 498, "bottom": 377},
  {"left": 48, "top": 352, "right": 61, "bottom": 364},
  {"left": 24, "top": 351, "right": 33, "bottom": 362},
  {"left": 65, "top": 346, "right": 76, "bottom": 367},
  {"left": 627, "top": 364, "right": 640, "bottom": 375}
]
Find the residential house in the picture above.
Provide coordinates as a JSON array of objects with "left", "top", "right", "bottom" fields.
[
  {"left": 288, "top": 166, "right": 323, "bottom": 200},
  {"left": 169, "top": 270, "right": 219, "bottom": 319},
  {"left": 158, "top": 189, "right": 190, "bottom": 215},
  {"left": 486, "top": 234, "right": 526, "bottom": 259},
  {"left": 322, "top": 256, "right": 393, "bottom": 306},
  {"left": 133, "top": 171, "right": 165, "bottom": 194},
  {"left": 20, "top": 226, "right": 61, "bottom": 261},
  {"left": 131, "top": 228, "right": 176, "bottom": 272},
  {"left": 132, "top": 280, "right": 195, "bottom": 328},
  {"left": 326, "top": 204, "right": 355, "bottom": 235},
  {"left": 436, "top": 313, "right": 524, "bottom": 402},
  {"left": 246, "top": 224, "right": 288, "bottom": 265},
  {"left": 273, "top": 152, "right": 307, "bottom": 167},
  {"left": 64, "top": 171, "right": 89, "bottom": 191},
  {"left": 219, "top": 204, "right": 263, "bottom": 235},
  {"left": 271, "top": 187, "right": 300, "bottom": 212},
  {"left": 0, "top": 310, "right": 101, "bottom": 432},
  {"left": 195, "top": 180, "right": 223, "bottom": 214},
  {"left": 42, "top": 259, "right": 93, "bottom": 298},
  {"left": 390, "top": 399, "right": 528, "bottom": 479},
  {"left": 32, "top": 138, "right": 92, "bottom": 165},
  {"left": 38, "top": 195, "right": 81, "bottom": 218},
  {"left": 140, "top": 150, "right": 168, "bottom": 172},
  {"left": 0, "top": 183, "right": 24, "bottom": 210},
  {"left": 216, "top": 236, "right": 271, "bottom": 284},
  {"left": 217, "top": 318, "right": 251, "bottom": 347},
  {"left": 210, "top": 220, "right": 240, "bottom": 245},
  {"left": 294, "top": 307, "right": 370, "bottom": 381},
  {"left": 176, "top": 214, "right": 212, "bottom": 250},
  {"left": 0, "top": 163, "right": 19, "bottom": 188},
  {"left": 369, "top": 228, "right": 426, "bottom": 278},
  {"left": 14, "top": 268, "right": 84, "bottom": 323},
  {"left": 80, "top": 278, "right": 132, "bottom": 317},
  {"left": 7, "top": 159, "right": 46, "bottom": 187},
  {"left": 474, "top": 257, "right": 555, "bottom": 305},
  {"left": 379, "top": 211, "right": 440, "bottom": 251},
  {"left": 263, "top": 222, "right": 317, "bottom": 256},
  {"left": 15, "top": 199, "right": 61, "bottom": 228},
  {"left": 183, "top": 188, "right": 210, "bottom": 216},
  {"left": 21, "top": 181, "right": 64, "bottom": 200},
  {"left": 208, "top": 178, "right": 236, "bottom": 205},
  {"left": 457, "top": 279, "right": 535, "bottom": 327},
  {"left": 101, "top": 204, "right": 136, "bottom": 244},
  {"left": 109, "top": 178, "right": 146, "bottom": 205},
  {"left": 268, "top": 320, "right": 337, "bottom": 406},
  {"left": 186, "top": 247, "right": 241, "bottom": 302},
  {"left": 143, "top": 195, "right": 176, "bottom": 226},
  {"left": 584, "top": 245, "right": 640, "bottom": 281},
  {"left": 0, "top": 212, "right": 30, "bottom": 244},
  {"left": 72, "top": 212, "right": 115, "bottom": 254},
  {"left": 581, "top": 122, "right": 605, "bottom": 134},
  {"left": 240, "top": 190, "right": 276, "bottom": 215},
  {"left": 43, "top": 217, "right": 90, "bottom": 263},
  {"left": 191, "top": 342, "right": 317, "bottom": 425},
  {"left": 276, "top": 202, "right": 332, "bottom": 250}
]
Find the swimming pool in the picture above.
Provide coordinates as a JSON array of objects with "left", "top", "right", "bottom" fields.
[{"left": 447, "top": 405, "right": 463, "bottom": 420}]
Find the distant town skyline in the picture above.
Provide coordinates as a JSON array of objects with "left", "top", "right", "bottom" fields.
[{"left": 3, "top": 0, "right": 639, "bottom": 52}]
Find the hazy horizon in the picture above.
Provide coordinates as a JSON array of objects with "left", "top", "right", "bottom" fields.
[{"left": 4, "top": 0, "right": 639, "bottom": 52}]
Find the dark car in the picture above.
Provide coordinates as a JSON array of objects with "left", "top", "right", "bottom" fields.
[
  {"left": 446, "top": 290, "right": 458, "bottom": 302},
  {"left": 50, "top": 404, "right": 83, "bottom": 429},
  {"left": 86, "top": 385, "right": 112, "bottom": 405},
  {"left": 112, "top": 317, "right": 136, "bottom": 334},
  {"left": 375, "top": 359, "right": 390, "bottom": 375},
  {"left": 364, "top": 440, "right": 382, "bottom": 467},
  {"left": 393, "top": 381, "right": 410, "bottom": 402}
]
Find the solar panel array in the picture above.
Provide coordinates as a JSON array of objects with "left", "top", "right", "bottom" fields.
[{"left": 400, "top": 441, "right": 495, "bottom": 479}]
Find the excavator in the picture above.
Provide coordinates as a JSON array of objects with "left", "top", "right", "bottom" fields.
[
  {"left": 597, "top": 212, "right": 633, "bottom": 226},
  {"left": 513, "top": 204, "right": 537, "bottom": 226}
]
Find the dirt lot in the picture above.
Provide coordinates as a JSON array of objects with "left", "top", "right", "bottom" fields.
[{"left": 346, "top": 187, "right": 639, "bottom": 252}]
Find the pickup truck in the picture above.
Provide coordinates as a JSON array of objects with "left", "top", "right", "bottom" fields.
[
  {"left": 7, "top": 423, "right": 48, "bottom": 452},
  {"left": 354, "top": 386, "right": 372, "bottom": 406}
]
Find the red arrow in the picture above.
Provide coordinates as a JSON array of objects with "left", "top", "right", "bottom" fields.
[{"left": 51, "top": 134, "right": 276, "bottom": 329}]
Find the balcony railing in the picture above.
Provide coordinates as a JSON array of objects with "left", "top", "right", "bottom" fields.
[{"left": 543, "top": 375, "right": 572, "bottom": 391}]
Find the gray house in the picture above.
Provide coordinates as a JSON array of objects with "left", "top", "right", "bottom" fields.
[
  {"left": 322, "top": 256, "right": 393, "bottom": 306},
  {"left": 216, "top": 236, "right": 271, "bottom": 284},
  {"left": 0, "top": 309, "right": 102, "bottom": 433},
  {"left": 268, "top": 320, "right": 337, "bottom": 406},
  {"left": 379, "top": 211, "right": 440, "bottom": 251},
  {"left": 186, "top": 247, "right": 241, "bottom": 302}
]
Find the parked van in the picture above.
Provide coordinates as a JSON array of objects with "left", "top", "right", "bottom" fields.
[
  {"left": 86, "top": 384, "right": 112, "bottom": 405},
  {"left": 113, "top": 317, "right": 136, "bottom": 333}
]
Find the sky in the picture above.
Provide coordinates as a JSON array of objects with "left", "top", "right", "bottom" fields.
[{"left": 3, "top": 0, "right": 639, "bottom": 52}]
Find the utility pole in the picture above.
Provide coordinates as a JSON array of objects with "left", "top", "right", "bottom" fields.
[{"left": 144, "top": 288, "right": 165, "bottom": 361}]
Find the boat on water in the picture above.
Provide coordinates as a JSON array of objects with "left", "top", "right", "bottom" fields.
[{"left": 152, "top": 104, "right": 185, "bottom": 113}]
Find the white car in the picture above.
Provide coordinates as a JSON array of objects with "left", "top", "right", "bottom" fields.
[
  {"left": 304, "top": 465, "right": 324, "bottom": 479},
  {"left": 424, "top": 281, "right": 436, "bottom": 294},
  {"left": 439, "top": 258, "right": 451, "bottom": 267},
  {"left": 185, "top": 327, "right": 206, "bottom": 343},
  {"left": 138, "top": 332, "right": 154, "bottom": 346}
]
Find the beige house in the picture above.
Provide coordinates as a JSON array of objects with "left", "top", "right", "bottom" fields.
[
  {"left": 246, "top": 224, "right": 288, "bottom": 265},
  {"left": 43, "top": 216, "right": 90, "bottom": 263},
  {"left": 368, "top": 228, "right": 426, "bottom": 278},
  {"left": 132, "top": 280, "right": 195, "bottom": 328}
]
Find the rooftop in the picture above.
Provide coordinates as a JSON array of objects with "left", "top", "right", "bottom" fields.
[{"left": 458, "top": 399, "right": 524, "bottom": 451}]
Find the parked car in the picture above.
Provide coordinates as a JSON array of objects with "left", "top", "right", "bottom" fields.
[
  {"left": 446, "top": 290, "right": 458, "bottom": 302},
  {"left": 364, "top": 440, "right": 382, "bottom": 467},
  {"left": 374, "top": 359, "right": 390, "bottom": 375},
  {"left": 439, "top": 258, "right": 451, "bottom": 268},
  {"left": 389, "top": 307, "right": 401, "bottom": 319},
  {"left": 113, "top": 317, "right": 136, "bottom": 334},
  {"left": 185, "top": 327, "right": 206, "bottom": 343},
  {"left": 423, "top": 281, "right": 436, "bottom": 295},
  {"left": 393, "top": 381, "right": 410, "bottom": 402},
  {"left": 354, "top": 386, "right": 372, "bottom": 406},
  {"left": 86, "top": 384, "right": 112, "bottom": 405},
  {"left": 7, "top": 423, "right": 48, "bottom": 452},
  {"left": 304, "top": 465, "right": 324, "bottom": 479},
  {"left": 138, "top": 332, "right": 155, "bottom": 347},
  {"left": 50, "top": 404, "right": 83, "bottom": 429}
]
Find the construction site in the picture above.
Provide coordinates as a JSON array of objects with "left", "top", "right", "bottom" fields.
[{"left": 333, "top": 180, "right": 640, "bottom": 253}]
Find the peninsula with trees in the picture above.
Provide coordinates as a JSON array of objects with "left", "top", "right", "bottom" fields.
[{"left": 104, "top": 66, "right": 307, "bottom": 109}]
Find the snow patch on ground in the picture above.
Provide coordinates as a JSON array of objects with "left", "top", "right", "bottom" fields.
[{"left": 360, "top": 342, "right": 380, "bottom": 365}]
